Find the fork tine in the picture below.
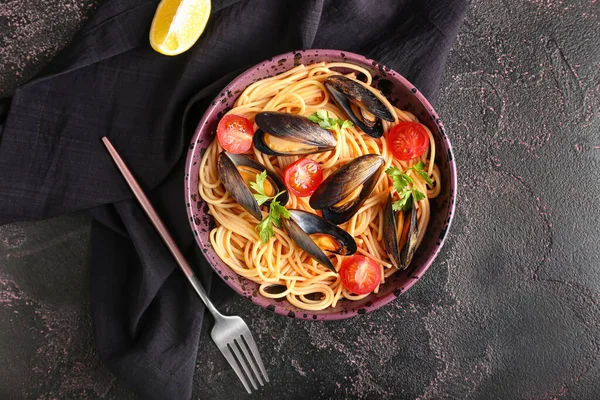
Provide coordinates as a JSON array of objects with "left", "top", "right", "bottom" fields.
[
  {"left": 242, "top": 333, "right": 270, "bottom": 382},
  {"left": 236, "top": 336, "right": 264, "bottom": 386},
  {"left": 220, "top": 345, "right": 252, "bottom": 394},
  {"left": 229, "top": 340, "right": 258, "bottom": 390}
]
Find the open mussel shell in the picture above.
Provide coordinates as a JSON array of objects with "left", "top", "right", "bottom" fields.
[
  {"left": 217, "top": 151, "right": 288, "bottom": 221},
  {"left": 309, "top": 154, "right": 384, "bottom": 225},
  {"left": 289, "top": 209, "right": 356, "bottom": 253},
  {"left": 325, "top": 75, "right": 395, "bottom": 138},
  {"left": 282, "top": 219, "right": 335, "bottom": 272},
  {"left": 400, "top": 201, "right": 419, "bottom": 268},
  {"left": 253, "top": 111, "right": 337, "bottom": 156},
  {"left": 283, "top": 209, "right": 357, "bottom": 273},
  {"left": 382, "top": 193, "right": 419, "bottom": 269}
]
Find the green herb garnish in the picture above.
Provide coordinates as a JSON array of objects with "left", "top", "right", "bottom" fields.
[
  {"left": 307, "top": 110, "right": 353, "bottom": 134},
  {"left": 385, "top": 163, "right": 431, "bottom": 212},
  {"left": 410, "top": 161, "right": 434, "bottom": 186},
  {"left": 250, "top": 171, "right": 290, "bottom": 243}
]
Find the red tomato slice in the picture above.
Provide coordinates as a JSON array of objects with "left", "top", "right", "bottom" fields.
[
  {"left": 283, "top": 158, "right": 323, "bottom": 197},
  {"left": 340, "top": 255, "right": 381, "bottom": 295},
  {"left": 387, "top": 122, "right": 429, "bottom": 161},
  {"left": 216, "top": 114, "right": 255, "bottom": 154}
]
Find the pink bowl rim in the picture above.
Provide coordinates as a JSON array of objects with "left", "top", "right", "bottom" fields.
[{"left": 184, "top": 49, "right": 458, "bottom": 320}]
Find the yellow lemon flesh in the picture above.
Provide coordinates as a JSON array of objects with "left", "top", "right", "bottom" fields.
[{"left": 149, "top": 0, "right": 211, "bottom": 56}]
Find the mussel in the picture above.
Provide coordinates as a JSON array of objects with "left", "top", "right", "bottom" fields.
[
  {"left": 282, "top": 209, "right": 356, "bottom": 273},
  {"left": 382, "top": 193, "right": 419, "bottom": 269},
  {"left": 253, "top": 111, "right": 337, "bottom": 156},
  {"left": 325, "top": 75, "right": 395, "bottom": 138},
  {"left": 309, "top": 154, "right": 384, "bottom": 225},
  {"left": 217, "top": 151, "right": 288, "bottom": 221}
]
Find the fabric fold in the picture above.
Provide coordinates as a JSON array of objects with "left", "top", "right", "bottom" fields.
[{"left": 0, "top": 0, "right": 468, "bottom": 398}]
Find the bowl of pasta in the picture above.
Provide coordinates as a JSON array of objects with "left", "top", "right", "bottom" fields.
[{"left": 185, "top": 49, "right": 456, "bottom": 320}]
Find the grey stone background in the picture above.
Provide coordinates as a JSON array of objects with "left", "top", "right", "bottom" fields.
[{"left": 1, "top": 0, "right": 599, "bottom": 399}]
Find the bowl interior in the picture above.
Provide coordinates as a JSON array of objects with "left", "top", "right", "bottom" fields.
[{"left": 185, "top": 50, "right": 456, "bottom": 320}]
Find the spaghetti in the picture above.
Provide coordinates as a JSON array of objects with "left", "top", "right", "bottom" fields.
[{"left": 198, "top": 62, "right": 441, "bottom": 311}]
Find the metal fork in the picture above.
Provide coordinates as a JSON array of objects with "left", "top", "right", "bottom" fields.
[{"left": 102, "top": 137, "right": 269, "bottom": 394}]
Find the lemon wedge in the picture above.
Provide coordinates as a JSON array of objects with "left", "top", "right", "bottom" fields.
[{"left": 149, "top": 0, "right": 211, "bottom": 56}]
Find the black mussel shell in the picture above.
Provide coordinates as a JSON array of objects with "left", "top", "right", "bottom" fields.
[
  {"left": 217, "top": 151, "right": 288, "bottom": 221},
  {"left": 288, "top": 209, "right": 356, "bottom": 256},
  {"left": 282, "top": 217, "right": 337, "bottom": 273},
  {"left": 309, "top": 154, "right": 384, "bottom": 225},
  {"left": 253, "top": 111, "right": 337, "bottom": 156},
  {"left": 382, "top": 194, "right": 401, "bottom": 269},
  {"left": 382, "top": 193, "right": 419, "bottom": 269},
  {"left": 400, "top": 198, "right": 419, "bottom": 268},
  {"left": 325, "top": 75, "right": 395, "bottom": 138}
]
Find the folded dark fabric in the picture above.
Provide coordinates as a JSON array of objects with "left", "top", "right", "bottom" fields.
[{"left": 0, "top": 0, "right": 467, "bottom": 399}]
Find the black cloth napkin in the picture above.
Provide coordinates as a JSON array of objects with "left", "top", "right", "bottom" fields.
[{"left": 0, "top": 0, "right": 467, "bottom": 398}]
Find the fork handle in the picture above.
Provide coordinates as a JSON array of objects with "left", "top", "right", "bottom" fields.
[
  {"left": 102, "top": 137, "right": 221, "bottom": 318},
  {"left": 188, "top": 274, "right": 220, "bottom": 317}
]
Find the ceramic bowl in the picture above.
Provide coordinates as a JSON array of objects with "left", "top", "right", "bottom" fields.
[{"left": 184, "top": 49, "right": 457, "bottom": 320}]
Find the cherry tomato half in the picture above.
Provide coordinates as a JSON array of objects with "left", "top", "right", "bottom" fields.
[
  {"left": 339, "top": 255, "right": 381, "bottom": 295},
  {"left": 283, "top": 158, "right": 323, "bottom": 197},
  {"left": 387, "top": 122, "right": 429, "bottom": 161},
  {"left": 216, "top": 114, "right": 255, "bottom": 154}
]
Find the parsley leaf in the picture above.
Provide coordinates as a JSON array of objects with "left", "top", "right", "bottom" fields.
[
  {"left": 253, "top": 194, "right": 271, "bottom": 206},
  {"left": 271, "top": 202, "right": 290, "bottom": 220},
  {"left": 307, "top": 110, "right": 353, "bottom": 134},
  {"left": 249, "top": 170, "right": 272, "bottom": 205},
  {"left": 385, "top": 166, "right": 426, "bottom": 212},
  {"left": 410, "top": 161, "right": 433, "bottom": 186},
  {"left": 385, "top": 166, "right": 412, "bottom": 192},
  {"left": 412, "top": 189, "right": 426, "bottom": 202},
  {"left": 269, "top": 203, "right": 280, "bottom": 220},
  {"left": 413, "top": 161, "right": 426, "bottom": 170},
  {"left": 249, "top": 170, "right": 267, "bottom": 195},
  {"left": 257, "top": 217, "right": 275, "bottom": 243},
  {"left": 392, "top": 190, "right": 412, "bottom": 211},
  {"left": 340, "top": 120, "right": 354, "bottom": 131},
  {"left": 249, "top": 171, "right": 290, "bottom": 243}
]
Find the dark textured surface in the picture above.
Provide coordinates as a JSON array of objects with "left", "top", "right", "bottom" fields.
[{"left": 1, "top": 1, "right": 600, "bottom": 399}]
